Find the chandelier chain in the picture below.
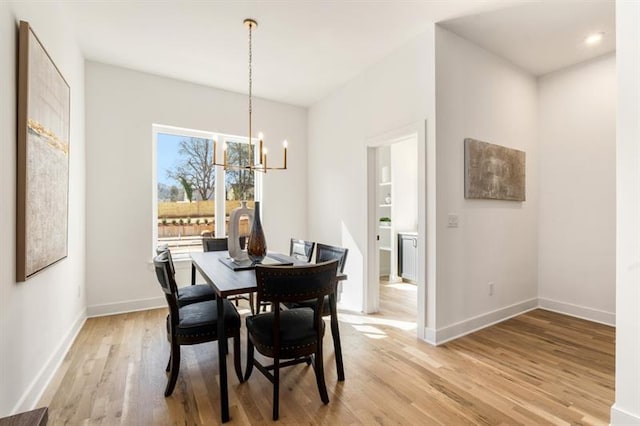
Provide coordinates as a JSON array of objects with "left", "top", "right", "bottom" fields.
[{"left": 248, "top": 22, "right": 253, "bottom": 143}]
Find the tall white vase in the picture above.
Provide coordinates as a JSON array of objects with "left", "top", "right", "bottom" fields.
[{"left": 228, "top": 201, "right": 254, "bottom": 261}]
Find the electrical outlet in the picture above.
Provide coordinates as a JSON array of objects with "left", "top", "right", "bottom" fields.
[
  {"left": 488, "top": 282, "right": 495, "bottom": 296},
  {"left": 447, "top": 214, "right": 459, "bottom": 228}
]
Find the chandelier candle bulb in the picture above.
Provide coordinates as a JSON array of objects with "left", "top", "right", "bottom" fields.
[
  {"left": 263, "top": 148, "right": 267, "bottom": 169},
  {"left": 223, "top": 142, "right": 227, "bottom": 167},
  {"left": 283, "top": 140, "right": 288, "bottom": 169}
]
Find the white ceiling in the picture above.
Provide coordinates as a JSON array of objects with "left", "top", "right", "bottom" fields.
[
  {"left": 62, "top": 1, "right": 615, "bottom": 107},
  {"left": 439, "top": 0, "right": 615, "bottom": 76}
]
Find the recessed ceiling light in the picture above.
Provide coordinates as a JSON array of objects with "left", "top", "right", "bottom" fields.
[{"left": 585, "top": 32, "right": 604, "bottom": 45}]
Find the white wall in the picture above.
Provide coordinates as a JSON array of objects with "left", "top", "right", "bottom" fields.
[
  {"left": 391, "top": 137, "right": 418, "bottom": 233},
  {"left": 0, "top": 2, "right": 86, "bottom": 416},
  {"left": 85, "top": 62, "right": 307, "bottom": 315},
  {"left": 434, "top": 27, "right": 539, "bottom": 340},
  {"left": 538, "top": 54, "right": 616, "bottom": 325},
  {"left": 308, "top": 28, "right": 436, "bottom": 313},
  {"left": 611, "top": 1, "right": 640, "bottom": 423}
]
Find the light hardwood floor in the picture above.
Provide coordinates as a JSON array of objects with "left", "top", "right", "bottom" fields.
[{"left": 39, "top": 283, "right": 614, "bottom": 425}]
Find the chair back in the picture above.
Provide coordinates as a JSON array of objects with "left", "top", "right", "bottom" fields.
[
  {"left": 255, "top": 260, "right": 339, "bottom": 306},
  {"left": 153, "top": 252, "right": 181, "bottom": 333},
  {"left": 156, "top": 244, "right": 176, "bottom": 276},
  {"left": 202, "top": 237, "right": 229, "bottom": 252},
  {"left": 316, "top": 243, "right": 348, "bottom": 273},
  {"left": 289, "top": 238, "right": 315, "bottom": 262}
]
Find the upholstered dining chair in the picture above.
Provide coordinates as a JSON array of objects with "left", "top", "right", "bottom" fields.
[
  {"left": 289, "top": 238, "right": 315, "bottom": 262},
  {"left": 244, "top": 260, "right": 339, "bottom": 420},
  {"left": 201, "top": 237, "right": 254, "bottom": 314},
  {"left": 153, "top": 252, "right": 243, "bottom": 397},
  {"left": 316, "top": 243, "right": 348, "bottom": 274},
  {"left": 201, "top": 236, "right": 229, "bottom": 252},
  {"left": 254, "top": 238, "right": 317, "bottom": 314},
  {"left": 156, "top": 245, "right": 216, "bottom": 307},
  {"left": 286, "top": 243, "right": 349, "bottom": 381}
]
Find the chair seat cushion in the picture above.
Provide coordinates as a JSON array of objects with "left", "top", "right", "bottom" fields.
[
  {"left": 285, "top": 296, "right": 331, "bottom": 317},
  {"left": 177, "top": 284, "right": 215, "bottom": 306},
  {"left": 167, "top": 299, "right": 240, "bottom": 338},
  {"left": 246, "top": 308, "right": 324, "bottom": 350}
]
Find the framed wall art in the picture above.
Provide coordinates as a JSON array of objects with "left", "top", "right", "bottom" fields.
[
  {"left": 464, "top": 138, "right": 525, "bottom": 201},
  {"left": 17, "top": 21, "right": 70, "bottom": 281}
]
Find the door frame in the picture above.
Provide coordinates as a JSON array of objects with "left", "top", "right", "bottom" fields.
[{"left": 364, "top": 120, "right": 433, "bottom": 341}]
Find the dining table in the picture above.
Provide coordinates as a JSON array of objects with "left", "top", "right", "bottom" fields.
[{"left": 190, "top": 250, "right": 347, "bottom": 423}]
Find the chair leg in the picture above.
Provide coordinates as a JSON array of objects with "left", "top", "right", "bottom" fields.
[
  {"left": 244, "top": 333, "right": 255, "bottom": 381},
  {"left": 330, "top": 313, "right": 345, "bottom": 381},
  {"left": 249, "top": 293, "right": 255, "bottom": 315},
  {"left": 233, "top": 333, "right": 243, "bottom": 383},
  {"left": 329, "top": 292, "right": 345, "bottom": 381},
  {"left": 165, "top": 341, "right": 181, "bottom": 397},
  {"left": 314, "top": 348, "right": 329, "bottom": 404},
  {"left": 165, "top": 355, "right": 171, "bottom": 372},
  {"left": 272, "top": 356, "right": 280, "bottom": 421}
]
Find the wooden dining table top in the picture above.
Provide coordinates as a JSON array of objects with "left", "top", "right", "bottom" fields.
[{"left": 190, "top": 251, "right": 347, "bottom": 298}]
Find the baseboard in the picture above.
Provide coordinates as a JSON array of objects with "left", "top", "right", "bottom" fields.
[
  {"left": 611, "top": 403, "right": 640, "bottom": 425},
  {"left": 87, "top": 296, "right": 165, "bottom": 318},
  {"left": 538, "top": 298, "right": 615, "bottom": 327},
  {"left": 12, "top": 308, "right": 87, "bottom": 414},
  {"left": 433, "top": 298, "right": 539, "bottom": 345},
  {"left": 423, "top": 327, "right": 437, "bottom": 346}
]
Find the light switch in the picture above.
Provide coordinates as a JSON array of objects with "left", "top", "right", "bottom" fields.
[{"left": 447, "top": 214, "right": 459, "bottom": 228}]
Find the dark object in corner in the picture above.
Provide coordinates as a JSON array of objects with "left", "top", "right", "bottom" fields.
[{"left": 0, "top": 407, "right": 48, "bottom": 426}]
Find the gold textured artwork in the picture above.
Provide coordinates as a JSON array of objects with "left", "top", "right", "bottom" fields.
[
  {"left": 17, "top": 21, "right": 70, "bottom": 281},
  {"left": 464, "top": 138, "right": 525, "bottom": 201}
]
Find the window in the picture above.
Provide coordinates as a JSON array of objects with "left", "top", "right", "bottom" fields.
[{"left": 153, "top": 125, "right": 260, "bottom": 257}]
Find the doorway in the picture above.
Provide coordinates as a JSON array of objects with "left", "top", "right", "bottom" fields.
[{"left": 365, "top": 121, "right": 430, "bottom": 340}]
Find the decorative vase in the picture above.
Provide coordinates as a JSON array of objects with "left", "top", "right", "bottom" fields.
[
  {"left": 247, "top": 201, "right": 267, "bottom": 263},
  {"left": 228, "top": 201, "right": 253, "bottom": 261}
]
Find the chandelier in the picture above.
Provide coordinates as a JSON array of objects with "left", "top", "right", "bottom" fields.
[{"left": 212, "top": 18, "right": 287, "bottom": 173}]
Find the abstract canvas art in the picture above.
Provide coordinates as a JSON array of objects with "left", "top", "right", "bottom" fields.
[
  {"left": 464, "top": 138, "right": 525, "bottom": 201},
  {"left": 17, "top": 21, "right": 70, "bottom": 281}
]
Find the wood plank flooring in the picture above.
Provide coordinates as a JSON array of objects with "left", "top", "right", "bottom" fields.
[{"left": 39, "top": 283, "right": 614, "bottom": 425}]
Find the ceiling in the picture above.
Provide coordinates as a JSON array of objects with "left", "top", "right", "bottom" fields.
[
  {"left": 439, "top": 0, "right": 615, "bottom": 76},
  {"left": 63, "top": 0, "right": 615, "bottom": 107}
]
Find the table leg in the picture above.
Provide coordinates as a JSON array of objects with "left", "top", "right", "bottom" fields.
[
  {"left": 329, "top": 290, "right": 345, "bottom": 381},
  {"left": 217, "top": 296, "right": 230, "bottom": 422},
  {"left": 191, "top": 263, "right": 196, "bottom": 285}
]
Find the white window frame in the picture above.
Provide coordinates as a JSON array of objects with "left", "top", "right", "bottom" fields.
[{"left": 152, "top": 124, "right": 262, "bottom": 258}]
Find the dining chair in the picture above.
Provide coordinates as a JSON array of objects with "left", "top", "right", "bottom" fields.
[
  {"left": 289, "top": 238, "right": 315, "bottom": 262},
  {"left": 286, "top": 243, "right": 349, "bottom": 381},
  {"left": 202, "top": 236, "right": 229, "bottom": 252},
  {"left": 156, "top": 245, "right": 216, "bottom": 307},
  {"left": 153, "top": 252, "right": 243, "bottom": 397},
  {"left": 202, "top": 237, "right": 254, "bottom": 314},
  {"left": 244, "top": 260, "right": 339, "bottom": 420},
  {"left": 316, "top": 243, "right": 348, "bottom": 274}
]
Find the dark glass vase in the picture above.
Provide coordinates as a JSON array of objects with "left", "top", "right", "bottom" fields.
[{"left": 247, "top": 201, "right": 267, "bottom": 264}]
